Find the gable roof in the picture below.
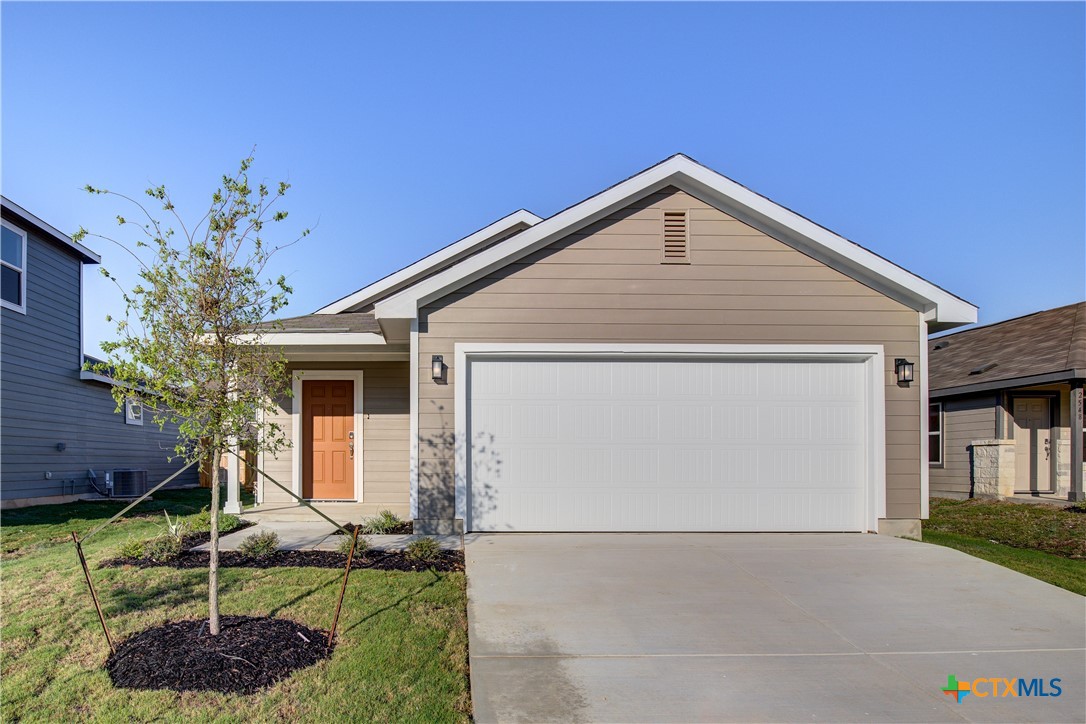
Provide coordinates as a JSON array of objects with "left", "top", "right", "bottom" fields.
[
  {"left": 929, "top": 302, "right": 1086, "bottom": 396},
  {"left": 1, "top": 196, "right": 101, "bottom": 264},
  {"left": 368, "top": 154, "right": 977, "bottom": 329},
  {"left": 316, "top": 209, "right": 541, "bottom": 314}
]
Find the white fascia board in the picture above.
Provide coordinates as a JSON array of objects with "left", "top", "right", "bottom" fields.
[
  {"left": 375, "top": 155, "right": 977, "bottom": 326},
  {"left": 1, "top": 196, "right": 101, "bottom": 263},
  {"left": 670, "top": 161, "right": 978, "bottom": 326},
  {"left": 315, "top": 209, "right": 542, "bottom": 315},
  {"left": 237, "top": 332, "right": 387, "bottom": 346}
]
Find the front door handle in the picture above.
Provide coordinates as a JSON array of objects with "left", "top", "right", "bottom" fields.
[
  {"left": 1044, "top": 438, "right": 1050, "bottom": 460},
  {"left": 348, "top": 441, "right": 355, "bottom": 459}
]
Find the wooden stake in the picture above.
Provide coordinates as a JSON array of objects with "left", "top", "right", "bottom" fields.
[
  {"left": 327, "top": 526, "right": 359, "bottom": 648},
  {"left": 72, "top": 532, "right": 115, "bottom": 655}
]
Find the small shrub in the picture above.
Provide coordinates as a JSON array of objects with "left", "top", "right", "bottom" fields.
[
  {"left": 404, "top": 536, "right": 441, "bottom": 563},
  {"left": 119, "top": 539, "right": 145, "bottom": 559},
  {"left": 238, "top": 531, "right": 280, "bottom": 558},
  {"left": 337, "top": 533, "right": 371, "bottom": 557},
  {"left": 363, "top": 509, "right": 405, "bottom": 534},
  {"left": 144, "top": 535, "right": 182, "bottom": 562},
  {"left": 218, "top": 513, "right": 241, "bottom": 533},
  {"left": 191, "top": 507, "right": 242, "bottom": 534}
]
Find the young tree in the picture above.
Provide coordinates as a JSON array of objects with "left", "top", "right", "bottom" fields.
[{"left": 75, "top": 152, "right": 307, "bottom": 634}]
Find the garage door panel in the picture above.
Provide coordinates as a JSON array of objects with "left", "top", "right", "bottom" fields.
[
  {"left": 468, "top": 358, "right": 869, "bottom": 532},
  {"left": 563, "top": 405, "right": 612, "bottom": 442}
]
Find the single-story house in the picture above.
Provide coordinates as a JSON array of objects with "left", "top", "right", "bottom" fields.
[
  {"left": 231, "top": 154, "right": 978, "bottom": 537},
  {"left": 0, "top": 196, "right": 198, "bottom": 508},
  {"left": 928, "top": 302, "right": 1085, "bottom": 502}
]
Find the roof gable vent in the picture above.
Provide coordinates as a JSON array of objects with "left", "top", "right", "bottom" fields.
[{"left": 662, "top": 209, "right": 689, "bottom": 263}]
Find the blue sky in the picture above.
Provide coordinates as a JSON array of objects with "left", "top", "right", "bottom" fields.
[{"left": 3, "top": 2, "right": 1083, "bottom": 356}]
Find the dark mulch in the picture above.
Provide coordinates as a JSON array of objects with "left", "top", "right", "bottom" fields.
[
  {"left": 106, "top": 615, "right": 331, "bottom": 695},
  {"left": 101, "top": 548, "right": 464, "bottom": 572},
  {"left": 344, "top": 521, "right": 413, "bottom": 535},
  {"left": 178, "top": 520, "right": 256, "bottom": 549}
]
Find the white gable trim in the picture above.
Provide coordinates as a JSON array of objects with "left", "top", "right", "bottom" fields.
[
  {"left": 374, "top": 155, "right": 976, "bottom": 326},
  {"left": 316, "top": 209, "right": 541, "bottom": 315}
]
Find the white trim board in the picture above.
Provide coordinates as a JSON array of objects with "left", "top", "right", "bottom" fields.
[
  {"left": 239, "top": 332, "right": 387, "bottom": 346},
  {"left": 375, "top": 155, "right": 976, "bottom": 328},
  {"left": 316, "top": 209, "right": 542, "bottom": 315},
  {"left": 450, "top": 342, "right": 887, "bottom": 533},
  {"left": 1, "top": 196, "right": 101, "bottom": 263},
  {"left": 0, "top": 218, "right": 28, "bottom": 314},
  {"left": 290, "top": 370, "right": 364, "bottom": 502}
]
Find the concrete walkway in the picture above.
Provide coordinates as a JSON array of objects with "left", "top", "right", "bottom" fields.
[
  {"left": 191, "top": 521, "right": 461, "bottom": 552},
  {"left": 465, "top": 533, "right": 1085, "bottom": 723}
]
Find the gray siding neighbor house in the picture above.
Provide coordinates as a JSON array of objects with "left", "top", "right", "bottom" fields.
[
  {"left": 928, "top": 302, "right": 1085, "bottom": 502},
  {"left": 0, "top": 196, "right": 198, "bottom": 508}
]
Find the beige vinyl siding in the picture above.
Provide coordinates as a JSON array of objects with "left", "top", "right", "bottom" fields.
[
  {"left": 260, "top": 361, "right": 409, "bottom": 512},
  {"left": 929, "top": 395, "right": 997, "bottom": 498},
  {"left": 417, "top": 187, "right": 924, "bottom": 522}
]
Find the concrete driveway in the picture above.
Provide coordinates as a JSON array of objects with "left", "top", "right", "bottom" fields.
[{"left": 465, "top": 534, "right": 1085, "bottom": 723}]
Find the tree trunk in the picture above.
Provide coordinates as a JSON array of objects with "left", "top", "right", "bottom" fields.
[{"left": 209, "top": 444, "right": 222, "bottom": 635}]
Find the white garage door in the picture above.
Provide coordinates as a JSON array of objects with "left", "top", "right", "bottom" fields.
[{"left": 466, "top": 357, "right": 869, "bottom": 532}]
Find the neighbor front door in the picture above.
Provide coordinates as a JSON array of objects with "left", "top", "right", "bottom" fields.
[
  {"left": 1013, "top": 397, "right": 1052, "bottom": 494},
  {"left": 302, "top": 379, "right": 355, "bottom": 499}
]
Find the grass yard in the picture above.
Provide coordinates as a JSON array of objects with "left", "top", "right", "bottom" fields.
[
  {"left": 923, "top": 497, "right": 1086, "bottom": 596},
  {"left": 0, "top": 489, "right": 470, "bottom": 722}
]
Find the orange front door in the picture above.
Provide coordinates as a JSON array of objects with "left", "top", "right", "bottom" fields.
[{"left": 302, "top": 380, "right": 355, "bottom": 499}]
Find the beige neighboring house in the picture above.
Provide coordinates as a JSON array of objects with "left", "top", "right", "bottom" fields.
[
  {"left": 928, "top": 302, "right": 1085, "bottom": 502},
  {"left": 227, "top": 154, "right": 977, "bottom": 537}
]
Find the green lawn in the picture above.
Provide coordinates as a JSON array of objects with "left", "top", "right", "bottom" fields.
[
  {"left": 923, "top": 497, "right": 1086, "bottom": 596},
  {"left": 0, "top": 490, "right": 470, "bottom": 722}
]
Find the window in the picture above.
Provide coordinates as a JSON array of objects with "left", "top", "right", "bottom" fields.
[
  {"left": 928, "top": 402, "right": 943, "bottom": 466},
  {"left": 125, "top": 398, "right": 144, "bottom": 426},
  {"left": 1, "top": 220, "right": 27, "bottom": 313}
]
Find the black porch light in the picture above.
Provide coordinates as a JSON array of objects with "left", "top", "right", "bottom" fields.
[
  {"left": 432, "top": 355, "right": 444, "bottom": 382},
  {"left": 895, "top": 358, "right": 915, "bottom": 386}
]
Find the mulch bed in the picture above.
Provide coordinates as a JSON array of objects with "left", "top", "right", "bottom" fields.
[
  {"left": 178, "top": 520, "right": 256, "bottom": 549},
  {"left": 106, "top": 615, "right": 331, "bottom": 694},
  {"left": 101, "top": 549, "right": 464, "bottom": 572}
]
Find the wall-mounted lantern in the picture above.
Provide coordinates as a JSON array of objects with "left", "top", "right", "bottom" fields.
[
  {"left": 895, "top": 358, "right": 915, "bottom": 386},
  {"left": 432, "top": 355, "right": 444, "bottom": 382}
]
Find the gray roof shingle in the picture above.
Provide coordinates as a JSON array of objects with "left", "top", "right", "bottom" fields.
[
  {"left": 928, "top": 302, "right": 1086, "bottom": 392},
  {"left": 251, "top": 312, "right": 381, "bottom": 334}
]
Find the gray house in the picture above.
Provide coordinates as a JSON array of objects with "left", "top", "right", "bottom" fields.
[
  {"left": 928, "top": 302, "right": 1085, "bottom": 502},
  {"left": 0, "top": 196, "right": 198, "bottom": 508}
]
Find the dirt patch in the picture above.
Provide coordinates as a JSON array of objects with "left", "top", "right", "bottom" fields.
[
  {"left": 106, "top": 615, "right": 331, "bottom": 694},
  {"left": 101, "top": 549, "right": 464, "bottom": 572}
]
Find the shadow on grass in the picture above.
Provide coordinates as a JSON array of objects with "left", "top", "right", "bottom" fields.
[
  {"left": 268, "top": 573, "right": 343, "bottom": 617},
  {"left": 341, "top": 570, "right": 444, "bottom": 636}
]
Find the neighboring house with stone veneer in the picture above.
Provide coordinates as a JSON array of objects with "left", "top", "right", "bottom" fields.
[
  {"left": 927, "top": 302, "right": 1085, "bottom": 502},
  {"left": 231, "top": 154, "right": 977, "bottom": 537},
  {"left": 0, "top": 196, "right": 198, "bottom": 508}
]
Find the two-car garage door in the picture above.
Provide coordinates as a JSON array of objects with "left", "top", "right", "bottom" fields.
[{"left": 466, "top": 357, "right": 870, "bottom": 532}]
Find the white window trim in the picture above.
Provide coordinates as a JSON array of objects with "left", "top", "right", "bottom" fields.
[
  {"left": 1, "top": 219, "right": 28, "bottom": 314},
  {"left": 290, "top": 370, "right": 364, "bottom": 502},
  {"left": 449, "top": 342, "right": 887, "bottom": 533},
  {"left": 125, "top": 398, "right": 144, "bottom": 426},
  {"left": 928, "top": 401, "right": 944, "bottom": 468}
]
